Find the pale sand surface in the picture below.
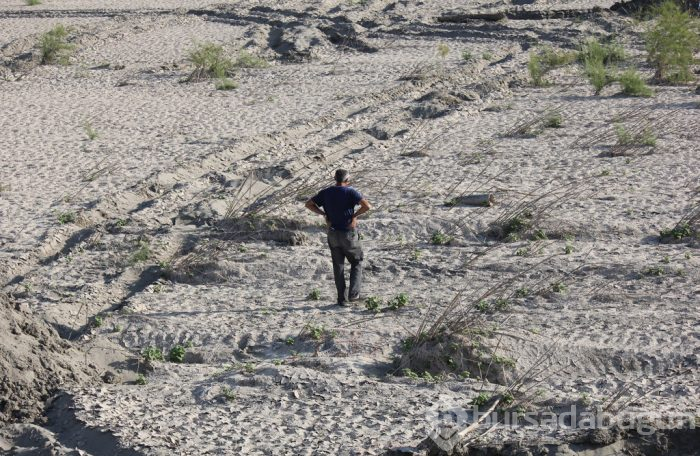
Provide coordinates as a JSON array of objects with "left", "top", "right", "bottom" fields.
[{"left": 1, "top": 0, "right": 699, "bottom": 455}]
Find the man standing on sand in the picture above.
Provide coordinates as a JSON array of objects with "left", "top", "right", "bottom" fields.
[{"left": 305, "top": 169, "right": 371, "bottom": 306}]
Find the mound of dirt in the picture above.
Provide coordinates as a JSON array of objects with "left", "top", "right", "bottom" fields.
[{"left": 0, "top": 293, "right": 94, "bottom": 423}]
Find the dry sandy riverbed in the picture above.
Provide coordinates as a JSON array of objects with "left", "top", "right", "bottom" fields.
[{"left": 1, "top": 0, "right": 699, "bottom": 454}]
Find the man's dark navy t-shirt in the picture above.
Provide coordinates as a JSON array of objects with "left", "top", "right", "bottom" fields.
[{"left": 312, "top": 186, "right": 363, "bottom": 231}]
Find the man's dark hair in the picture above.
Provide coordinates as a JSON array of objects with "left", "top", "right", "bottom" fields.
[{"left": 334, "top": 169, "right": 350, "bottom": 183}]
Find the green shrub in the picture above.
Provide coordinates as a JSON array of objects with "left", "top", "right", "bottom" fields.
[
  {"left": 234, "top": 51, "right": 269, "bottom": 68},
  {"left": 544, "top": 112, "right": 563, "bottom": 128},
  {"left": 660, "top": 222, "right": 692, "bottom": 240},
  {"left": 130, "top": 239, "right": 151, "bottom": 264},
  {"left": 169, "top": 344, "right": 186, "bottom": 363},
  {"left": 57, "top": 211, "right": 76, "bottom": 224},
  {"left": 40, "top": 25, "right": 73, "bottom": 65},
  {"left": 307, "top": 288, "right": 322, "bottom": 301},
  {"left": 387, "top": 293, "right": 409, "bottom": 310},
  {"left": 365, "top": 296, "right": 382, "bottom": 313},
  {"left": 528, "top": 52, "right": 547, "bottom": 87},
  {"left": 584, "top": 57, "right": 611, "bottom": 95},
  {"left": 135, "top": 374, "right": 147, "bottom": 385},
  {"left": 645, "top": 1, "right": 700, "bottom": 83},
  {"left": 617, "top": 69, "right": 653, "bottom": 96},
  {"left": 430, "top": 231, "right": 452, "bottom": 245},
  {"left": 26, "top": 0, "right": 42, "bottom": 5},
  {"left": 461, "top": 50, "right": 473, "bottom": 61},
  {"left": 578, "top": 38, "right": 626, "bottom": 65},
  {"left": 187, "top": 42, "right": 233, "bottom": 81},
  {"left": 142, "top": 346, "right": 164, "bottom": 362},
  {"left": 541, "top": 46, "right": 578, "bottom": 67}
]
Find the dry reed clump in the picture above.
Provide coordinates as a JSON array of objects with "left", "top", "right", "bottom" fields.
[
  {"left": 398, "top": 329, "right": 515, "bottom": 385},
  {"left": 660, "top": 202, "right": 699, "bottom": 244},
  {"left": 486, "top": 182, "right": 585, "bottom": 242},
  {"left": 502, "top": 106, "right": 564, "bottom": 138},
  {"left": 218, "top": 215, "right": 308, "bottom": 245}
]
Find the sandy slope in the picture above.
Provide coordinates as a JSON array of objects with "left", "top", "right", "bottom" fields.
[{"left": 1, "top": 0, "right": 699, "bottom": 455}]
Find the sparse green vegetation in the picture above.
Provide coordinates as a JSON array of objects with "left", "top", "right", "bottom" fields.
[
  {"left": 131, "top": 238, "right": 151, "bottom": 264},
  {"left": 365, "top": 296, "right": 382, "bottom": 313},
  {"left": 644, "top": 265, "right": 666, "bottom": 276},
  {"left": 40, "top": 25, "right": 73, "bottom": 65},
  {"left": 234, "top": 51, "right": 269, "bottom": 69},
  {"left": 305, "top": 324, "right": 331, "bottom": 341},
  {"left": 482, "top": 52, "right": 493, "bottom": 61},
  {"left": 645, "top": 1, "right": 700, "bottom": 83},
  {"left": 26, "top": 0, "right": 42, "bottom": 5},
  {"left": 472, "top": 392, "right": 490, "bottom": 407},
  {"left": 92, "top": 315, "right": 104, "bottom": 328},
  {"left": 402, "top": 368, "right": 420, "bottom": 379},
  {"left": 528, "top": 46, "right": 578, "bottom": 86},
  {"left": 221, "top": 386, "right": 236, "bottom": 401},
  {"left": 307, "top": 288, "right": 322, "bottom": 301},
  {"left": 187, "top": 42, "right": 233, "bottom": 81},
  {"left": 430, "top": 231, "right": 452, "bottom": 245},
  {"left": 169, "top": 344, "right": 186, "bottom": 363},
  {"left": 135, "top": 374, "right": 147, "bottom": 385},
  {"left": 215, "top": 78, "right": 238, "bottom": 90},
  {"left": 584, "top": 57, "right": 611, "bottom": 95},
  {"left": 614, "top": 123, "right": 656, "bottom": 147},
  {"left": 551, "top": 281, "right": 567, "bottom": 293},
  {"left": 544, "top": 112, "right": 563, "bottom": 128},
  {"left": 661, "top": 222, "right": 693, "bottom": 240},
  {"left": 437, "top": 43, "right": 450, "bottom": 59},
  {"left": 387, "top": 293, "right": 409, "bottom": 310},
  {"left": 142, "top": 346, "right": 164, "bottom": 362},
  {"left": 618, "top": 69, "right": 653, "bottom": 97},
  {"left": 578, "top": 38, "right": 626, "bottom": 66},
  {"left": 84, "top": 122, "right": 99, "bottom": 140},
  {"left": 528, "top": 52, "right": 546, "bottom": 87},
  {"left": 57, "top": 211, "right": 76, "bottom": 224},
  {"left": 461, "top": 50, "right": 473, "bottom": 61}
]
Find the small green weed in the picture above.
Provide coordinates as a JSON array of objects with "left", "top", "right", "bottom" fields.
[
  {"left": 168, "top": 345, "right": 186, "bottom": 363},
  {"left": 57, "top": 211, "right": 76, "bottom": 224},
  {"left": 234, "top": 51, "right": 269, "bottom": 68},
  {"left": 660, "top": 222, "right": 692, "bottom": 240},
  {"left": 387, "top": 293, "right": 409, "bottom": 310},
  {"left": 307, "top": 288, "right": 322, "bottom": 301},
  {"left": 131, "top": 239, "right": 151, "bottom": 264},
  {"left": 40, "top": 25, "right": 74, "bottom": 65},
  {"left": 365, "top": 296, "right": 382, "bottom": 313},
  {"left": 187, "top": 42, "right": 233, "bottom": 81},
  {"left": 618, "top": 69, "right": 653, "bottom": 97},
  {"left": 430, "top": 231, "right": 452, "bottom": 245},
  {"left": 142, "top": 346, "right": 164, "bottom": 362},
  {"left": 551, "top": 281, "right": 567, "bottom": 293},
  {"left": 135, "top": 374, "right": 147, "bottom": 385},
  {"left": 472, "top": 392, "right": 490, "bottom": 407},
  {"left": 84, "top": 122, "right": 98, "bottom": 140}
]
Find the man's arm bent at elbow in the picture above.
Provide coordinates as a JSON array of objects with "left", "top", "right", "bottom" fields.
[
  {"left": 305, "top": 199, "right": 326, "bottom": 217},
  {"left": 351, "top": 199, "right": 371, "bottom": 226}
]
